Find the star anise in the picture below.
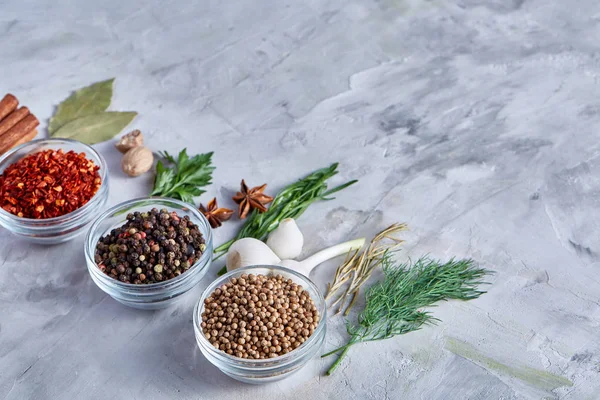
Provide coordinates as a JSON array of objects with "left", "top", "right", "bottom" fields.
[
  {"left": 199, "top": 198, "right": 234, "bottom": 228},
  {"left": 232, "top": 179, "right": 274, "bottom": 219}
]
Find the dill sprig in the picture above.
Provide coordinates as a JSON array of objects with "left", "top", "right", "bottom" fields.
[
  {"left": 323, "top": 256, "right": 492, "bottom": 375},
  {"left": 214, "top": 163, "right": 357, "bottom": 273}
]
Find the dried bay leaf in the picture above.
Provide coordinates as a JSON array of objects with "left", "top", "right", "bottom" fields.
[
  {"left": 49, "top": 78, "right": 114, "bottom": 135},
  {"left": 52, "top": 112, "right": 137, "bottom": 144}
]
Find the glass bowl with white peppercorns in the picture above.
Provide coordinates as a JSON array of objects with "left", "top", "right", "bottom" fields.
[
  {"left": 85, "top": 197, "right": 213, "bottom": 309},
  {"left": 193, "top": 265, "right": 327, "bottom": 383}
]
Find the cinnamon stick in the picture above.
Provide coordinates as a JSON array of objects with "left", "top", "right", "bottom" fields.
[
  {"left": 0, "top": 94, "right": 18, "bottom": 121},
  {"left": 11, "top": 129, "right": 38, "bottom": 149},
  {"left": 0, "top": 114, "right": 40, "bottom": 155},
  {"left": 0, "top": 107, "right": 29, "bottom": 136}
]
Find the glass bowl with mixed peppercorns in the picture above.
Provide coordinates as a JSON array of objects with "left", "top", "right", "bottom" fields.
[
  {"left": 85, "top": 197, "right": 213, "bottom": 310},
  {"left": 0, "top": 138, "right": 109, "bottom": 244},
  {"left": 193, "top": 265, "right": 327, "bottom": 383}
]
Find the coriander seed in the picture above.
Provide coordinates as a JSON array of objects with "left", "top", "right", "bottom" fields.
[{"left": 201, "top": 274, "right": 319, "bottom": 359}]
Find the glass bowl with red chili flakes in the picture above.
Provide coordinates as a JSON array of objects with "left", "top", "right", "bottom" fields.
[{"left": 0, "top": 138, "right": 108, "bottom": 244}]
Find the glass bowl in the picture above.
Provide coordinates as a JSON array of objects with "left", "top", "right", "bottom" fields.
[
  {"left": 0, "top": 138, "right": 109, "bottom": 244},
  {"left": 193, "top": 265, "right": 327, "bottom": 384},
  {"left": 85, "top": 197, "right": 213, "bottom": 310}
]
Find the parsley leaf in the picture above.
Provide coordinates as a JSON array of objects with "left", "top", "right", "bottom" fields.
[{"left": 151, "top": 149, "right": 215, "bottom": 203}]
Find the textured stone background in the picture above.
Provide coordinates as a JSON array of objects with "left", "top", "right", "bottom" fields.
[{"left": 1, "top": 0, "right": 599, "bottom": 399}]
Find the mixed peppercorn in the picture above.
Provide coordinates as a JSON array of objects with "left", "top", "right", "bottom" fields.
[
  {"left": 0, "top": 149, "right": 101, "bottom": 218},
  {"left": 201, "top": 273, "right": 319, "bottom": 359},
  {"left": 95, "top": 208, "right": 206, "bottom": 284}
]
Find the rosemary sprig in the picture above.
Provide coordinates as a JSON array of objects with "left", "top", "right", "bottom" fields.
[
  {"left": 326, "top": 223, "right": 407, "bottom": 315},
  {"left": 323, "top": 256, "right": 492, "bottom": 375},
  {"left": 214, "top": 163, "right": 357, "bottom": 274}
]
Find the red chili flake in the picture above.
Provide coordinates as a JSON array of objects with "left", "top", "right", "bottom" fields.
[{"left": 0, "top": 149, "right": 102, "bottom": 219}]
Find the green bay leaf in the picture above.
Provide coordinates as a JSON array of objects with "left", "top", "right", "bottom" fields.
[
  {"left": 52, "top": 112, "right": 137, "bottom": 144},
  {"left": 49, "top": 78, "right": 115, "bottom": 135}
]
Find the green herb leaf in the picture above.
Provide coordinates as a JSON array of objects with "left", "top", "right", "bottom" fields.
[
  {"left": 158, "top": 151, "right": 177, "bottom": 165},
  {"left": 323, "top": 256, "right": 492, "bottom": 375},
  {"left": 52, "top": 112, "right": 137, "bottom": 144},
  {"left": 151, "top": 149, "right": 215, "bottom": 204},
  {"left": 152, "top": 161, "right": 175, "bottom": 195},
  {"left": 49, "top": 79, "right": 115, "bottom": 135}
]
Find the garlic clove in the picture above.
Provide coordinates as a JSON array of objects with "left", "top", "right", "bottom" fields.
[
  {"left": 266, "top": 218, "right": 304, "bottom": 260},
  {"left": 277, "top": 259, "right": 306, "bottom": 275},
  {"left": 226, "top": 238, "right": 281, "bottom": 271},
  {"left": 277, "top": 237, "right": 366, "bottom": 277}
]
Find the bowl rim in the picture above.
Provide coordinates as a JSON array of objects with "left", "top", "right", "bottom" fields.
[
  {"left": 193, "top": 264, "right": 327, "bottom": 367},
  {"left": 0, "top": 138, "right": 109, "bottom": 223},
  {"left": 84, "top": 196, "right": 213, "bottom": 289}
]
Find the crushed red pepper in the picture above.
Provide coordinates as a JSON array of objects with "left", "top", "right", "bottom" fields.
[{"left": 0, "top": 149, "right": 101, "bottom": 219}]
